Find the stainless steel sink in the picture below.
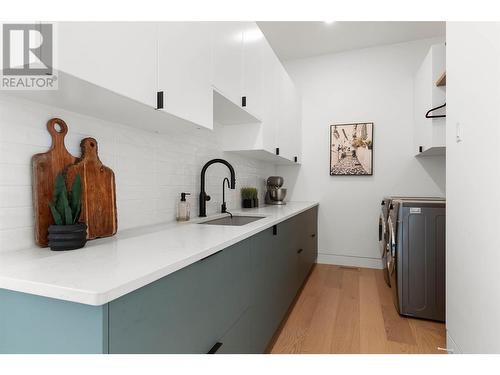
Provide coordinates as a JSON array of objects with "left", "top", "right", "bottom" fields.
[{"left": 199, "top": 215, "right": 265, "bottom": 226}]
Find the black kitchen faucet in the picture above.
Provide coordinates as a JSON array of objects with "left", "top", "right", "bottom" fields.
[{"left": 199, "top": 159, "right": 236, "bottom": 217}]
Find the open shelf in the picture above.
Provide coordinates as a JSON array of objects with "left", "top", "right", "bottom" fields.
[
  {"left": 225, "top": 149, "right": 300, "bottom": 166},
  {"left": 415, "top": 146, "right": 445, "bottom": 157},
  {"left": 436, "top": 71, "right": 446, "bottom": 87}
]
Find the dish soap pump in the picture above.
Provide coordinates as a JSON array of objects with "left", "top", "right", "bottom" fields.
[{"left": 176, "top": 192, "right": 191, "bottom": 222}]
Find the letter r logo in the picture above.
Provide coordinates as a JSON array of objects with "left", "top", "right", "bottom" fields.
[{"left": 2, "top": 24, "right": 53, "bottom": 75}]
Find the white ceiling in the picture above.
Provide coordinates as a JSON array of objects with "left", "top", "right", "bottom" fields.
[{"left": 257, "top": 21, "right": 445, "bottom": 61}]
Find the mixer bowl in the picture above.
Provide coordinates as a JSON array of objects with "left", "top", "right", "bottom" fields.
[{"left": 270, "top": 188, "right": 287, "bottom": 201}]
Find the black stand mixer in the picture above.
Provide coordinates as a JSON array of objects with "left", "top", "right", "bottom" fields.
[{"left": 264, "top": 176, "right": 287, "bottom": 205}]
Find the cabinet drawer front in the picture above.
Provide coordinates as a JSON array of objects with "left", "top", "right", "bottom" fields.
[
  {"left": 108, "top": 240, "right": 251, "bottom": 354},
  {"left": 216, "top": 309, "right": 252, "bottom": 354}
]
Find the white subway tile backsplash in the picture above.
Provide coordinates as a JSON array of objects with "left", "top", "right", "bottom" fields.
[
  {"left": 0, "top": 186, "right": 33, "bottom": 208},
  {"left": 0, "top": 164, "right": 32, "bottom": 186},
  {"left": 0, "top": 142, "right": 47, "bottom": 165},
  {"left": 0, "top": 227, "right": 35, "bottom": 252},
  {"left": 0, "top": 206, "right": 34, "bottom": 230},
  {"left": 0, "top": 96, "right": 275, "bottom": 252}
]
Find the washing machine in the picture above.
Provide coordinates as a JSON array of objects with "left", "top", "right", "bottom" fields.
[
  {"left": 379, "top": 196, "right": 442, "bottom": 287},
  {"left": 387, "top": 198, "right": 446, "bottom": 322}
]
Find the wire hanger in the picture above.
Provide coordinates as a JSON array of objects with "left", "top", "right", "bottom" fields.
[{"left": 426, "top": 103, "right": 446, "bottom": 118}]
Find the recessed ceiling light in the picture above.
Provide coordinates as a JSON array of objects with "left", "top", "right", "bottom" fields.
[
  {"left": 324, "top": 21, "right": 336, "bottom": 25},
  {"left": 240, "top": 29, "right": 264, "bottom": 43}
]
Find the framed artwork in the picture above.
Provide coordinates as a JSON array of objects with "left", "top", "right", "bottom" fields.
[{"left": 330, "top": 122, "right": 373, "bottom": 176}]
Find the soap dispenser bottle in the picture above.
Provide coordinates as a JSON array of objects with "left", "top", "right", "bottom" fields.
[{"left": 176, "top": 193, "right": 191, "bottom": 222}]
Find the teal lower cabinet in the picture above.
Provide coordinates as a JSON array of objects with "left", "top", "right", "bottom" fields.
[
  {"left": 216, "top": 308, "right": 252, "bottom": 354},
  {"left": 108, "top": 238, "right": 252, "bottom": 354},
  {"left": 249, "top": 225, "right": 282, "bottom": 353},
  {"left": 0, "top": 289, "right": 108, "bottom": 354},
  {"left": 0, "top": 207, "right": 318, "bottom": 354}
]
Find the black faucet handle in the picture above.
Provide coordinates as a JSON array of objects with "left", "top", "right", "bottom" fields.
[{"left": 205, "top": 195, "right": 211, "bottom": 201}]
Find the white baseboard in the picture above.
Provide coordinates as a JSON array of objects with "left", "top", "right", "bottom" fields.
[
  {"left": 446, "top": 330, "right": 462, "bottom": 354},
  {"left": 317, "top": 252, "right": 383, "bottom": 269}
]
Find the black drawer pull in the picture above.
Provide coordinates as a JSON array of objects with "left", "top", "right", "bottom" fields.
[
  {"left": 201, "top": 249, "right": 223, "bottom": 262},
  {"left": 207, "top": 342, "right": 223, "bottom": 354},
  {"left": 156, "top": 91, "right": 164, "bottom": 109},
  {"left": 297, "top": 248, "right": 303, "bottom": 254},
  {"left": 273, "top": 225, "right": 277, "bottom": 235},
  {"left": 311, "top": 234, "right": 316, "bottom": 238}
]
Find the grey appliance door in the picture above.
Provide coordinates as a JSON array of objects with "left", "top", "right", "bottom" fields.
[
  {"left": 400, "top": 204, "right": 445, "bottom": 322},
  {"left": 387, "top": 215, "right": 400, "bottom": 311},
  {"left": 380, "top": 215, "right": 390, "bottom": 287},
  {"left": 379, "top": 199, "right": 391, "bottom": 286}
]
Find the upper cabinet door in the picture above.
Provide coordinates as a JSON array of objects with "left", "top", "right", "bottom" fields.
[
  {"left": 57, "top": 22, "right": 157, "bottom": 108},
  {"left": 212, "top": 22, "right": 244, "bottom": 106},
  {"left": 242, "top": 23, "right": 266, "bottom": 120},
  {"left": 276, "top": 67, "right": 301, "bottom": 162},
  {"left": 260, "top": 43, "right": 281, "bottom": 153},
  {"left": 157, "top": 22, "right": 213, "bottom": 130},
  {"left": 276, "top": 66, "right": 293, "bottom": 160}
]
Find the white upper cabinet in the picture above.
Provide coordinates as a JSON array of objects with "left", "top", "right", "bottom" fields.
[
  {"left": 215, "top": 22, "right": 302, "bottom": 165},
  {"left": 211, "top": 22, "right": 245, "bottom": 106},
  {"left": 276, "top": 65, "right": 301, "bottom": 162},
  {"left": 157, "top": 22, "right": 213, "bottom": 130},
  {"left": 57, "top": 22, "right": 157, "bottom": 108},
  {"left": 413, "top": 43, "right": 446, "bottom": 156},
  {"left": 49, "top": 21, "right": 301, "bottom": 162},
  {"left": 260, "top": 45, "right": 281, "bottom": 154},
  {"left": 241, "top": 23, "right": 266, "bottom": 120}
]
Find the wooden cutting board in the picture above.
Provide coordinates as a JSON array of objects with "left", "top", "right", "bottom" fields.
[
  {"left": 65, "top": 137, "right": 117, "bottom": 239},
  {"left": 32, "top": 118, "right": 77, "bottom": 247}
]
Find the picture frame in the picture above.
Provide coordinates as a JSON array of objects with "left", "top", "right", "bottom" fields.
[{"left": 330, "top": 122, "right": 374, "bottom": 176}]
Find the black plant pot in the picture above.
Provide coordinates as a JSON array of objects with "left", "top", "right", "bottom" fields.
[
  {"left": 253, "top": 198, "right": 259, "bottom": 208},
  {"left": 242, "top": 199, "right": 254, "bottom": 208},
  {"left": 48, "top": 223, "right": 87, "bottom": 251}
]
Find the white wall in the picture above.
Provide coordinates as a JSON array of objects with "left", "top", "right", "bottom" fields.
[
  {"left": 278, "top": 38, "right": 446, "bottom": 268},
  {"left": 0, "top": 96, "right": 275, "bottom": 253},
  {"left": 446, "top": 22, "right": 500, "bottom": 354}
]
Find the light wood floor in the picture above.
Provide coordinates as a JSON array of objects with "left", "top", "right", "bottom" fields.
[{"left": 270, "top": 264, "right": 446, "bottom": 354}]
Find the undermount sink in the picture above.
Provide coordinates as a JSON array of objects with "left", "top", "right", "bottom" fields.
[{"left": 199, "top": 215, "right": 265, "bottom": 226}]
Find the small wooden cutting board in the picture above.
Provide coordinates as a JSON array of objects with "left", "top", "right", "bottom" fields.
[
  {"left": 32, "top": 118, "right": 77, "bottom": 247},
  {"left": 65, "top": 138, "right": 117, "bottom": 239}
]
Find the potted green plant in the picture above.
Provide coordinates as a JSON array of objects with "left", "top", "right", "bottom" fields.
[
  {"left": 251, "top": 187, "right": 259, "bottom": 208},
  {"left": 47, "top": 173, "right": 87, "bottom": 251},
  {"left": 241, "top": 187, "right": 255, "bottom": 208}
]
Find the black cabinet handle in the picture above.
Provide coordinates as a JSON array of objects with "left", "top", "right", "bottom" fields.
[
  {"left": 297, "top": 248, "right": 303, "bottom": 254},
  {"left": 311, "top": 234, "right": 316, "bottom": 238},
  {"left": 273, "top": 225, "right": 277, "bottom": 235},
  {"left": 156, "top": 91, "right": 164, "bottom": 109},
  {"left": 207, "top": 342, "right": 223, "bottom": 354}
]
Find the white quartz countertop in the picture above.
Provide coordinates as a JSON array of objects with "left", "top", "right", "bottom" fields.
[{"left": 0, "top": 201, "right": 318, "bottom": 306}]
